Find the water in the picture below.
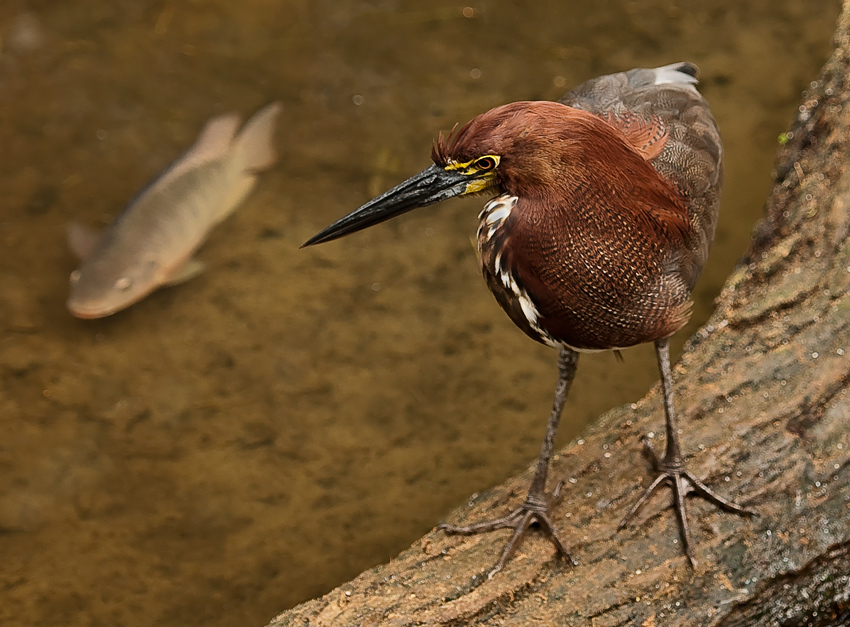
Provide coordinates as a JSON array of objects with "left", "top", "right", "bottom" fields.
[{"left": 0, "top": 1, "right": 840, "bottom": 625}]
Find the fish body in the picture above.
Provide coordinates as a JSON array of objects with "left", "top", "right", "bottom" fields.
[{"left": 67, "top": 102, "right": 282, "bottom": 319}]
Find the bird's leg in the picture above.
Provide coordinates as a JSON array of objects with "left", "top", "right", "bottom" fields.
[
  {"left": 618, "top": 337, "right": 756, "bottom": 567},
  {"left": 439, "top": 347, "right": 579, "bottom": 578}
]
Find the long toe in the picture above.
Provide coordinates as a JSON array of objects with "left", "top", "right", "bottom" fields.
[
  {"left": 438, "top": 507, "right": 525, "bottom": 535},
  {"left": 686, "top": 471, "right": 758, "bottom": 517},
  {"left": 440, "top": 498, "right": 575, "bottom": 577},
  {"left": 620, "top": 465, "right": 754, "bottom": 567}
]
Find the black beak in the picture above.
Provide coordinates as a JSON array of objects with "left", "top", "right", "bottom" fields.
[{"left": 302, "top": 164, "right": 473, "bottom": 247}]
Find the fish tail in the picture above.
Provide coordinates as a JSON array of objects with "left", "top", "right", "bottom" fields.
[{"left": 234, "top": 101, "right": 282, "bottom": 172}]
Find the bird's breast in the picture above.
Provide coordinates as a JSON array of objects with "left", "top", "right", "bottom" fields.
[
  {"left": 477, "top": 194, "right": 693, "bottom": 351},
  {"left": 478, "top": 194, "right": 560, "bottom": 348}
]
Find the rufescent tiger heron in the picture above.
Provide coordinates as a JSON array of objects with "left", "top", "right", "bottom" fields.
[{"left": 303, "top": 63, "right": 755, "bottom": 578}]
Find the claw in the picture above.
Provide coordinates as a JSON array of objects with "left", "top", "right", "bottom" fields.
[
  {"left": 440, "top": 492, "right": 576, "bottom": 577},
  {"left": 619, "top": 339, "right": 757, "bottom": 567},
  {"left": 438, "top": 348, "right": 580, "bottom": 577},
  {"left": 619, "top": 463, "right": 755, "bottom": 567}
]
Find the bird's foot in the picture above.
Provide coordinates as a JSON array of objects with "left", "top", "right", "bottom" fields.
[
  {"left": 618, "top": 436, "right": 757, "bottom": 567},
  {"left": 438, "top": 481, "right": 576, "bottom": 579}
]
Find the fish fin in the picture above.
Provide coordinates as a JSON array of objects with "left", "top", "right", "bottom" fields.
[
  {"left": 233, "top": 102, "right": 282, "bottom": 172},
  {"left": 67, "top": 221, "right": 102, "bottom": 260},
  {"left": 162, "top": 258, "right": 206, "bottom": 286},
  {"left": 207, "top": 103, "right": 281, "bottom": 224},
  {"left": 159, "top": 112, "right": 243, "bottom": 187},
  {"left": 214, "top": 174, "right": 258, "bottom": 225}
]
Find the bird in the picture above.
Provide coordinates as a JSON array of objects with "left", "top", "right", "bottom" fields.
[{"left": 303, "top": 62, "right": 755, "bottom": 577}]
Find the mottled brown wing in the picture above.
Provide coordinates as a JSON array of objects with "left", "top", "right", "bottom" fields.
[
  {"left": 558, "top": 62, "right": 723, "bottom": 290},
  {"left": 602, "top": 110, "right": 668, "bottom": 161}
]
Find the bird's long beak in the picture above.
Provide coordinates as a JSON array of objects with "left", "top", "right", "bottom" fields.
[{"left": 303, "top": 164, "right": 475, "bottom": 247}]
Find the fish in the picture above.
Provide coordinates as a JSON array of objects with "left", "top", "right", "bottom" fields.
[{"left": 66, "top": 101, "right": 282, "bottom": 319}]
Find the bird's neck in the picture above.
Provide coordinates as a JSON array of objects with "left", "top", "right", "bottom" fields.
[{"left": 503, "top": 109, "right": 691, "bottom": 243}]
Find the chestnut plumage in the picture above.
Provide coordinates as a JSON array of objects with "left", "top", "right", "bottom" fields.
[{"left": 305, "top": 62, "right": 754, "bottom": 576}]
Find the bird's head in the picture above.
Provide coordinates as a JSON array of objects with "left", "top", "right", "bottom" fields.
[{"left": 302, "top": 100, "right": 643, "bottom": 247}]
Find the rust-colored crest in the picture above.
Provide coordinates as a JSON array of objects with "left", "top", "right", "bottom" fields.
[{"left": 431, "top": 123, "right": 461, "bottom": 166}]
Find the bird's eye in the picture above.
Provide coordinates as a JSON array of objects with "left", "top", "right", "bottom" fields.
[
  {"left": 475, "top": 156, "right": 498, "bottom": 171},
  {"left": 114, "top": 277, "right": 133, "bottom": 291},
  {"left": 69, "top": 270, "right": 81, "bottom": 284}
]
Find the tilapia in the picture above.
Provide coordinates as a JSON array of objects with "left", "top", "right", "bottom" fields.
[{"left": 67, "top": 101, "right": 282, "bottom": 319}]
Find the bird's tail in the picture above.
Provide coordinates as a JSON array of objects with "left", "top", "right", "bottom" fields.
[{"left": 651, "top": 62, "right": 699, "bottom": 90}]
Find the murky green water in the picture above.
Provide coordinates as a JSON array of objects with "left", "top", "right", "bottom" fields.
[{"left": 0, "top": 1, "right": 840, "bottom": 625}]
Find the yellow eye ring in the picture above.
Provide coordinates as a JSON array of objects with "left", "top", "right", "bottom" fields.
[{"left": 475, "top": 156, "right": 498, "bottom": 171}]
